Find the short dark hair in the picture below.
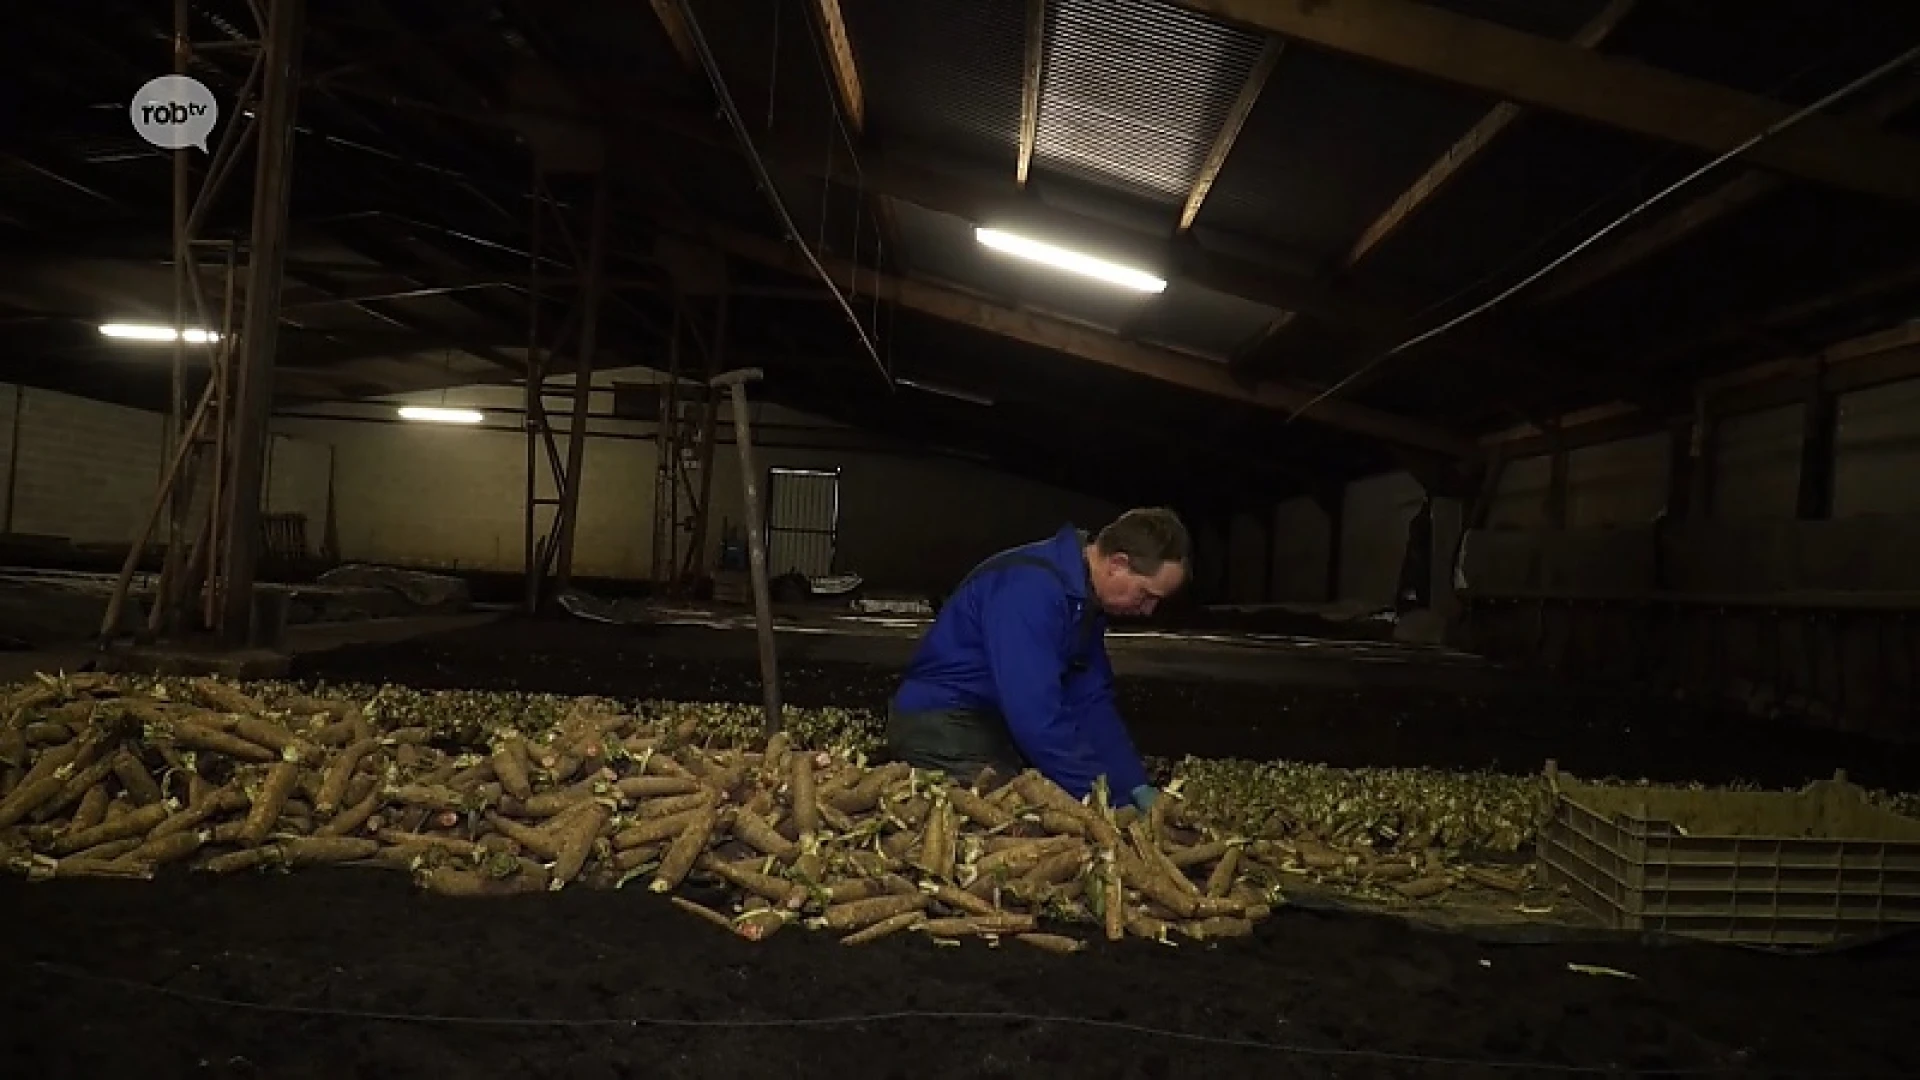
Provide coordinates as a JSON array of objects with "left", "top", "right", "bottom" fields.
[{"left": 1093, "top": 508, "right": 1190, "bottom": 576}]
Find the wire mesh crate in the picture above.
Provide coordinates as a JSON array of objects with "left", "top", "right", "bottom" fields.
[{"left": 1537, "top": 766, "right": 1920, "bottom": 947}]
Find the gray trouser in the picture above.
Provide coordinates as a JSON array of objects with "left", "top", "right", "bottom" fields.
[{"left": 884, "top": 704, "right": 1026, "bottom": 789}]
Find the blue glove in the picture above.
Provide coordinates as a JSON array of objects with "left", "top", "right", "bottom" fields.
[{"left": 1130, "top": 784, "right": 1160, "bottom": 812}]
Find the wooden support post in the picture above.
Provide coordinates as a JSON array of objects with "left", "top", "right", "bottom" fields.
[
  {"left": 713, "top": 367, "right": 783, "bottom": 735},
  {"left": 1795, "top": 366, "right": 1837, "bottom": 520},
  {"left": 1664, "top": 416, "right": 1695, "bottom": 520},
  {"left": 1315, "top": 483, "right": 1344, "bottom": 602},
  {"left": 1545, "top": 428, "right": 1569, "bottom": 531},
  {"left": 1689, "top": 394, "right": 1718, "bottom": 521}
]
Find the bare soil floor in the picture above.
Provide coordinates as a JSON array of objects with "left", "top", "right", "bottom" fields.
[
  {"left": 4, "top": 614, "right": 1918, "bottom": 1078},
  {"left": 2, "top": 869, "right": 1916, "bottom": 1079}
]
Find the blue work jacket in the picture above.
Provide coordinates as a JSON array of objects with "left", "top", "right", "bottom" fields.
[{"left": 892, "top": 525, "right": 1149, "bottom": 800}]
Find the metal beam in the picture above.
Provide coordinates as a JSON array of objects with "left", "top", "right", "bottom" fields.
[
  {"left": 1174, "top": 0, "right": 1920, "bottom": 203},
  {"left": 1341, "top": 0, "right": 1634, "bottom": 268},
  {"left": 1177, "top": 37, "right": 1281, "bottom": 232},
  {"left": 1016, "top": 0, "right": 1046, "bottom": 187},
  {"left": 705, "top": 225, "right": 1476, "bottom": 457}
]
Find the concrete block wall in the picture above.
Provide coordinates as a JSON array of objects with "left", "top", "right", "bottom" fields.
[
  {"left": 0, "top": 384, "right": 332, "bottom": 557},
  {"left": 1339, "top": 470, "right": 1425, "bottom": 607},
  {"left": 1458, "top": 373, "right": 1920, "bottom": 737},
  {"left": 1269, "top": 496, "right": 1332, "bottom": 602}
]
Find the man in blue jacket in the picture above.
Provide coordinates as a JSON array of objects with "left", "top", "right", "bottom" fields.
[{"left": 887, "top": 508, "right": 1189, "bottom": 812}]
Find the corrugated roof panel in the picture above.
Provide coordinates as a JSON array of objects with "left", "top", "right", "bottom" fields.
[
  {"left": 842, "top": 0, "right": 1026, "bottom": 167},
  {"left": 1033, "top": 0, "right": 1266, "bottom": 203}
]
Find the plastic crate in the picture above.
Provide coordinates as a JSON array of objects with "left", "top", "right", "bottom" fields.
[{"left": 1536, "top": 769, "right": 1920, "bottom": 947}]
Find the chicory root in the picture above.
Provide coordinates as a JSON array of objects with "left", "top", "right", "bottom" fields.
[
  {"left": 821, "top": 892, "right": 927, "bottom": 931},
  {"left": 1017, "top": 933, "right": 1085, "bottom": 954},
  {"left": 239, "top": 761, "right": 302, "bottom": 845},
  {"left": 548, "top": 801, "right": 610, "bottom": 887},
  {"left": 918, "top": 914, "right": 1036, "bottom": 937},
  {"left": 51, "top": 803, "right": 168, "bottom": 856},
  {"left": 314, "top": 785, "right": 382, "bottom": 838},
  {"left": 280, "top": 837, "right": 382, "bottom": 867},
  {"left": 120, "top": 830, "right": 206, "bottom": 866},
  {"left": 839, "top": 910, "right": 924, "bottom": 945},
  {"left": 650, "top": 807, "right": 717, "bottom": 893},
  {"left": 168, "top": 722, "right": 276, "bottom": 763},
  {"left": 71, "top": 783, "right": 111, "bottom": 832},
  {"left": 316, "top": 739, "right": 378, "bottom": 814}
]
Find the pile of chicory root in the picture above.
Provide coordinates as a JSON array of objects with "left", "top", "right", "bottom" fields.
[{"left": 0, "top": 673, "right": 1327, "bottom": 952}]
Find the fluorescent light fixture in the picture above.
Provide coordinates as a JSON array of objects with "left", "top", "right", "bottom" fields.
[
  {"left": 98, "top": 322, "right": 221, "bottom": 344},
  {"left": 974, "top": 227, "right": 1166, "bottom": 293},
  {"left": 397, "top": 406, "right": 484, "bottom": 424},
  {"left": 898, "top": 377, "right": 993, "bottom": 407}
]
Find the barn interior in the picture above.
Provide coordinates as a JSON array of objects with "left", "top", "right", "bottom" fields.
[{"left": 4, "top": 1, "right": 1920, "bottom": 1075}]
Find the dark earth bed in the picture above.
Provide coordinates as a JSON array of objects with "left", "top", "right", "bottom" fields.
[
  {"left": 2, "top": 869, "right": 1916, "bottom": 1079},
  {"left": 293, "top": 615, "right": 1920, "bottom": 792}
]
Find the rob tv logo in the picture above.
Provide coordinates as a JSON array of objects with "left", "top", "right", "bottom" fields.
[{"left": 129, "top": 75, "right": 220, "bottom": 153}]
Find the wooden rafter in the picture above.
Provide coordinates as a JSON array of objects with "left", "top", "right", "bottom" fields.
[
  {"left": 1534, "top": 73, "right": 1920, "bottom": 304},
  {"left": 703, "top": 224, "right": 1476, "bottom": 456},
  {"left": 646, "top": 0, "right": 696, "bottom": 69},
  {"left": 1342, "top": 0, "right": 1635, "bottom": 268},
  {"left": 1016, "top": 0, "right": 1046, "bottom": 187},
  {"left": 1489, "top": 324, "right": 1920, "bottom": 458},
  {"left": 1174, "top": 0, "right": 1920, "bottom": 204},
  {"left": 1178, "top": 37, "right": 1282, "bottom": 232},
  {"left": 811, "top": 0, "right": 865, "bottom": 132}
]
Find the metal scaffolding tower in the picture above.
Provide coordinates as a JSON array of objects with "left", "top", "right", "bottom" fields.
[
  {"left": 521, "top": 155, "right": 611, "bottom": 612},
  {"left": 99, "top": 0, "right": 306, "bottom": 647}
]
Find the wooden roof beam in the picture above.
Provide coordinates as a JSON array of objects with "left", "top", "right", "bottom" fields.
[
  {"left": 811, "top": 0, "right": 866, "bottom": 133},
  {"left": 646, "top": 0, "right": 697, "bottom": 70},
  {"left": 615, "top": 89, "right": 1386, "bottom": 324},
  {"left": 702, "top": 225, "right": 1477, "bottom": 457},
  {"left": 1016, "top": 0, "right": 1045, "bottom": 187},
  {"left": 1175, "top": 0, "right": 1920, "bottom": 204},
  {"left": 1488, "top": 323, "right": 1920, "bottom": 457},
  {"left": 1178, "top": 37, "right": 1282, "bottom": 231},
  {"left": 1342, "top": 0, "right": 1636, "bottom": 269},
  {"left": 1533, "top": 72, "right": 1920, "bottom": 304}
]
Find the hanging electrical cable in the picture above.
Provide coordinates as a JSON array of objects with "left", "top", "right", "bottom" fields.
[
  {"left": 672, "top": 0, "right": 892, "bottom": 389},
  {"left": 1287, "top": 41, "right": 1920, "bottom": 424}
]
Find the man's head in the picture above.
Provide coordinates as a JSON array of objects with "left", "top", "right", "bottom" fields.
[{"left": 1084, "top": 508, "right": 1190, "bottom": 617}]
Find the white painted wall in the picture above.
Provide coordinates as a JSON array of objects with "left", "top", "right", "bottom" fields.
[
  {"left": 0, "top": 384, "right": 329, "bottom": 554},
  {"left": 277, "top": 377, "right": 1123, "bottom": 591}
]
